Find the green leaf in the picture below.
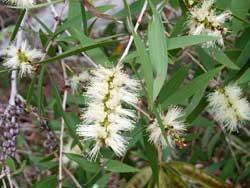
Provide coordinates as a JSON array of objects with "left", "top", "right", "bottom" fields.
[
  {"left": 81, "top": 1, "right": 88, "bottom": 35},
  {"left": 168, "top": 35, "right": 219, "bottom": 50},
  {"left": 94, "top": 173, "right": 112, "bottom": 188},
  {"left": 206, "top": 48, "right": 239, "bottom": 70},
  {"left": 143, "top": 130, "right": 159, "bottom": 186},
  {"left": 160, "top": 67, "right": 222, "bottom": 110},
  {"left": 220, "top": 159, "right": 235, "bottom": 180},
  {"left": 34, "top": 175, "right": 57, "bottom": 188},
  {"left": 184, "top": 87, "right": 206, "bottom": 117},
  {"left": 187, "top": 97, "right": 208, "bottom": 123},
  {"left": 237, "top": 68, "right": 250, "bottom": 84},
  {"left": 208, "top": 132, "right": 221, "bottom": 158},
  {"left": 35, "top": 17, "right": 53, "bottom": 35},
  {"left": 225, "top": 40, "right": 250, "bottom": 83},
  {"left": 235, "top": 40, "right": 250, "bottom": 68},
  {"left": 68, "top": 0, "right": 83, "bottom": 30},
  {"left": 50, "top": 5, "right": 113, "bottom": 40},
  {"left": 230, "top": 0, "right": 250, "bottom": 32},
  {"left": 124, "top": 35, "right": 219, "bottom": 62},
  {"left": 10, "top": 9, "right": 26, "bottom": 41},
  {"left": 68, "top": 28, "right": 110, "bottom": 65},
  {"left": 26, "top": 76, "right": 36, "bottom": 104},
  {"left": 158, "top": 66, "right": 189, "bottom": 103},
  {"left": 37, "top": 65, "right": 46, "bottom": 114},
  {"left": 132, "top": 30, "right": 154, "bottom": 108},
  {"left": 36, "top": 39, "right": 115, "bottom": 64},
  {"left": 105, "top": 160, "right": 139, "bottom": 173},
  {"left": 148, "top": 1, "right": 168, "bottom": 101},
  {"left": 65, "top": 153, "right": 100, "bottom": 173},
  {"left": 202, "top": 128, "right": 214, "bottom": 149}
]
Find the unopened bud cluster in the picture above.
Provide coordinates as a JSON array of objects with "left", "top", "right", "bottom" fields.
[
  {"left": 0, "top": 99, "right": 25, "bottom": 161},
  {"left": 40, "top": 120, "right": 58, "bottom": 153}
]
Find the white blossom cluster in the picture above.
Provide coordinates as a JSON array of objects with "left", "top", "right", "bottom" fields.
[
  {"left": 147, "top": 106, "right": 186, "bottom": 148},
  {"left": 208, "top": 84, "right": 250, "bottom": 132},
  {"left": 3, "top": 41, "right": 43, "bottom": 77},
  {"left": 189, "top": 0, "right": 231, "bottom": 47},
  {"left": 76, "top": 65, "right": 140, "bottom": 160}
]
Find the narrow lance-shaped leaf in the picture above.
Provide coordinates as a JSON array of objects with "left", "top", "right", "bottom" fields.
[
  {"left": 124, "top": 35, "right": 219, "bottom": 62},
  {"left": 143, "top": 129, "right": 159, "bottom": 186},
  {"left": 10, "top": 9, "right": 26, "bottom": 41},
  {"left": 184, "top": 87, "right": 206, "bottom": 117},
  {"left": 160, "top": 67, "right": 222, "bottom": 110},
  {"left": 37, "top": 65, "right": 46, "bottom": 114},
  {"left": 225, "top": 40, "right": 250, "bottom": 83},
  {"left": 230, "top": 0, "right": 250, "bottom": 32},
  {"left": 167, "top": 35, "right": 219, "bottom": 50},
  {"left": 158, "top": 66, "right": 189, "bottom": 103},
  {"left": 205, "top": 48, "right": 239, "bottom": 70},
  {"left": 148, "top": 0, "right": 168, "bottom": 101},
  {"left": 105, "top": 160, "right": 139, "bottom": 173},
  {"left": 65, "top": 153, "right": 100, "bottom": 173},
  {"left": 36, "top": 39, "right": 115, "bottom": 65},
  {"left": 68, "top": 0, "right": 83, "bottom": 30},
  {"left": 237, "top": 68, "right": 250, "bottom": 84},
  {"left": 132, "top": 30, "right": 154, "bottom": 108},
  {"left": 68, "top": 28, "right": 110, "bottom": 65}
]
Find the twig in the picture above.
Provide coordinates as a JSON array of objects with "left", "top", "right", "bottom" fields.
[
  {"left": 2, "top": 178, "right": 7, "bottom": 188},
  {"left": 242, "top": 126, "right": 250, "bottom": 137},
  {"left": 6, "top": 172, "right": 13, "bottom": 188},
  {"left": 185, "top": 51, "right": 207, "bottom": 72},
  {"left": 2, "top": 8, "right": 28, "bottom": 188},
  {"left": 131, "top": 103, "right": 152, "bottom": 121},
  {"left": 58, "top": 46, "right": 69, "bottom": 188},
  {"left": 82, "top": 0, "right": 122, "bottom": 23},
  {"left": 157, "top": 145, "right": 163, "bottom": 163},
  {"left": 117, "top": 0, "right": 148, "bottom": 65},
  {"left": 64, "top": 29, "right": 97, "bottom": 68},
  {"left": 46, "top": 1, "right": 70, "bottom": 187},
  {"left": 63, "top": 167, "right": 83, "bottom": 188},
  {"left": 0, "top": 173, "right": 6, "bottom": 180},
  {"left": 7, "top": 9, "right": 28, "bottom": 108}
]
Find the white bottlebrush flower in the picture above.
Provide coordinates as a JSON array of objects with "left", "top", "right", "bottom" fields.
[
  {"left": 70, "top": 72, "right": 89, "bottom": 93},
  {"left": 188, "top": 0, "right": 231, "bottom": 47},
  {"left": 5, "top": 0, "right": 34, "bottom": 8},
  {"left": 147, "top": 106, "right": 186, "bottom": 148},
  {"left": 76, "top": 65, "right": 140, "bottom": 160},
  {"left": 208, "top": 84, "right": 250, "bottom": 132},
  {"left": 3, "top": 40, "right": 43, "bottom": 77}
]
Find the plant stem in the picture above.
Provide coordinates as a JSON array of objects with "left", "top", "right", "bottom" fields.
[{"left": 117, "top": 0, "right": 148, "bottom": 65}]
